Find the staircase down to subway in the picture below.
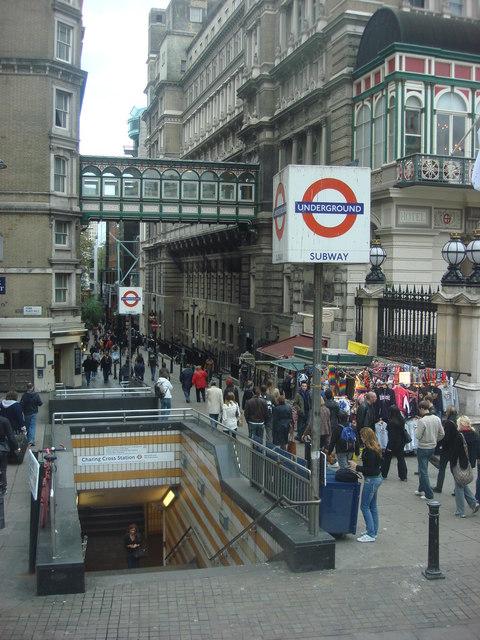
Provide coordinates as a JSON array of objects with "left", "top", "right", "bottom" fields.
[{"left": 36, "top": 402, "right": 335, "bottom": 596}]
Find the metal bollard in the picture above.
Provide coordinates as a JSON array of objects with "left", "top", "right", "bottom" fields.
[
  {"left": 217, "top": 372, "right": 223, "bottom": 389},
  {"left": 422, "top": 501, "right": 445, "bottom": 580}
]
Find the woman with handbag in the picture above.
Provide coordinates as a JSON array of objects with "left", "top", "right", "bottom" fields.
[
  {"left": 222, "top": 391, "right": 240, "bottom": 438},
  {"left": 450, "top": 416, "right": 480, "bottom": 518},
  {"left": 433, "top": 406, "right": 458, "bottom": 494},
  {"left": 381, "top": 405, "right": 408, "bottom": 482},
  {"left": 0, "top": 414, "right": 21, "bottom": 495},
  {"left": 124, "top": 523, "right": 143, "bottom": 569}
]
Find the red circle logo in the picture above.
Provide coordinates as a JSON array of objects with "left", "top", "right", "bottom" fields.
[
  {"left": 274, "top": 182, "right": 286, "bottom": 240},
  {"left": 122, "top": 290, "right": 141, "bottom": 307},
  {"left": 301, "top": 178, "right": 359, "bottom": 238}
]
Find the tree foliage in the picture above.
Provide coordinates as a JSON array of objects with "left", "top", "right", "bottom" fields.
[{"left": 81, "top": 295, "right": 105, "bottom": 328}]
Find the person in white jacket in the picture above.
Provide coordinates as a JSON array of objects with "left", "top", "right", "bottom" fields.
[
  {"left": 206, "top": 380, "right": 224, "bottom": 428},
  {"left": 222, "top": 392, "right": 240, "bottom": 438},
  {"left": 156, "top": 370, "right": 173, "bottom": 420}
]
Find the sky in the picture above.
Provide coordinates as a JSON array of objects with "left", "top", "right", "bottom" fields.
[{"left": 80, "top": 0, "right": 168, "bottom": 156}]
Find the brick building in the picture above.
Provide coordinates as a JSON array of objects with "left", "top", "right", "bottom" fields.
[{"left": 0, "top": 0, "right": 86, "bottom": 390}]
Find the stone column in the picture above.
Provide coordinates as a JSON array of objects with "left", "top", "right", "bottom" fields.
[
  {"left": 320, "top": 120, "right": 327, "bottom": 164},
  {"left": 291, "top": 136, "right": 298, "bottom": 164},
  {"left": 306, "top": 127, "right": 313, "bottom": 164},
  {"left": 356, "top": 287, "right": 383, "bottom": 355},
  {"left": 278, "top": 142, "right": 286, "bottom": 170},
  {"left": 433, "top": 287, "right": 480, "bottom": 416}
]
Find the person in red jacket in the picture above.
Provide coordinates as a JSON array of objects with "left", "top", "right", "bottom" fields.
[{"left": 191, "top": 365, "right": 208, "bottom": 402}]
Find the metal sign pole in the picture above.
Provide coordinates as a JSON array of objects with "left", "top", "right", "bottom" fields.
[{"left": 309, "top": 262, "right": 323, "bottom": 535}]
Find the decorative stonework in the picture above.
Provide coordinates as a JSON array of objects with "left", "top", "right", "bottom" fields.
[
  {"left": 433, "top": 208, "right": 463, "bottom": 230},
  {"left": 396, "top": 206, "right": 432, "bottom": 228}
]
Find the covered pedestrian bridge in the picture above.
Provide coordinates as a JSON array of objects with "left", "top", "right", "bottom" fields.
[{"left": 79, "top": 156, "right": 259, "bottom": 226}]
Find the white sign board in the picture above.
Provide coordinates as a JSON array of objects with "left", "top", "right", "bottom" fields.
[
  {"left": 28, "top": 449, "right": 40, "bottom": 500},
  {"left": 77, "top": 451, "right": 175, "bottom": 466},
  {"left": 23, "top": 306, "right": 42, "bottom": 316},
  {"left": 118, "top": 287, "right": 143, "bottom": 316},
  {"left": 272, "top": 165, "right": 371, "bottom": 264}
]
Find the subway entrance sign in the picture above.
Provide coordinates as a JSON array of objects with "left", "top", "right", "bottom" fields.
[{"left": 272, "top": 165, "right": 371, "bottom": 264}]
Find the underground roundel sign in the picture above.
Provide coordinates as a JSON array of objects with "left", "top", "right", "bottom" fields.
[
  {"left": 272, "top": 165, "right": 371, "bottom": 264},
  {"left": 118, "top": 287, "right": 143, "bottom": 316}
]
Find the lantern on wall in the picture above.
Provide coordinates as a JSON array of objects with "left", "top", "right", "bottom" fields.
[{"left": 441, "top": 233, "right": 466, "bottom": 286}]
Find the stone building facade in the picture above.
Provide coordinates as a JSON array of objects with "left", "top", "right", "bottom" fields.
[
  {"left": 0, "top": 0, "right": 86, "bottom": 391},
  {"left": 139, "top": 0, "right": 480, "bottom": 369}
]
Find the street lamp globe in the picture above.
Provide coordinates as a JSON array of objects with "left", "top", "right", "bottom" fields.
[
  {"left": 365, "top": 239, "right": 387, "bottom": 285},
  {"left": 441, "top": 233, "right": 466, "bottom": 286},
  {"left": 466, "top": 229, "right": 480, "bottom": 286}
]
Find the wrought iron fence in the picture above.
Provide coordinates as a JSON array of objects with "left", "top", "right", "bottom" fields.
[
  {"left": 377, "top": 286, "right": 438, "bottom": 366},
  {"left": 355, "top": 295, "right": 363, "bottom": 343}
]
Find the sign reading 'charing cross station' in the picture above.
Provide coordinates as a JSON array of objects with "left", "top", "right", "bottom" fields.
[{"left": 272, "top": 165, "right": 371, "bottom": 264}]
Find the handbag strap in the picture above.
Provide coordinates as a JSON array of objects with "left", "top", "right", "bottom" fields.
[{"left": 459, "top": 432, "right": 470, "bottom": 460}]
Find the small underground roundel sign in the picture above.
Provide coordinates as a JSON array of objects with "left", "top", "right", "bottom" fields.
[
  {"left": 272, "top": 165, "right": 371, "bottom": 264},
  {"left": 119, "top": 287, "right": 143, "bottom": 315}
]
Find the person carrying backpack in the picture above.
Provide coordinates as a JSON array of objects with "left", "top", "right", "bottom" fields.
[{"left": 327, "top": 409, "right": 359, "bottom": 469}]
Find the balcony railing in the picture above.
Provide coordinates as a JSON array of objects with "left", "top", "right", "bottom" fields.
[{"left": 396, "top": 153, "right": 476, "bottom": 187}]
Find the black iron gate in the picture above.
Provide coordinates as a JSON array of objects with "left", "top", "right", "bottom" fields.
[{"left": 377, "top": 286, "right": 437, "bottom": 367}]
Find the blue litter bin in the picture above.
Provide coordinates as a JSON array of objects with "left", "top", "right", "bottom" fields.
[{"left": 319, "top": 469, "right": 360, "bottom": 535}]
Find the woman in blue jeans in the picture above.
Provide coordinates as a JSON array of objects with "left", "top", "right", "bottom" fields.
[{"left": 349, "top": 427, "right": 383, "bottom": 543}]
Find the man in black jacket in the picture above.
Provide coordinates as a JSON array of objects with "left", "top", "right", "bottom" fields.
[
  {"left": 324, "top": 388, "right": 339, "bottom": 433},
  {"left": 356, "top": 391, "right": 377, "bottom": 432},
  {"left": 244, "top": 387, "right": 269, "bottom": 440},
  {"left": 20, "top": 382, "right": 43, "bottom": 447}
]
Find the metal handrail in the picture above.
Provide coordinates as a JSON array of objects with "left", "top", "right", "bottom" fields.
[
  {"left": 53, "top": 386, "right": 153, "bottom": 398},
  {"left": 165, "top": 525, "right": 211, "bottom": 566},
  {"left": 209, "top": 495, "right": 321, "bottom": 562}
]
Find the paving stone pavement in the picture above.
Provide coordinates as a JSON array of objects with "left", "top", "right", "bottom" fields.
[{"left": 0, "top": 363, "right": 479, "bottom": 638}]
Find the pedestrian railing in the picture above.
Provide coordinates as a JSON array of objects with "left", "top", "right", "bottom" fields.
[{"left": 53, "top": 386, "right": 153, "bottom": 399}]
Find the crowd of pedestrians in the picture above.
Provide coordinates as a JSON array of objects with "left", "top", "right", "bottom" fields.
[{"left": 78, "top": 325, "right": 480, "bottom": 541}]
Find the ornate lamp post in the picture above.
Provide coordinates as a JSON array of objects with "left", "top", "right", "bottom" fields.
[
  {"left": 365, "top": 239, "right": 387, "bottom": 285},
  {"left": 441, "top": 233, "right": 466, "bottom": 286},
  {"left": 466, "top": 229, "right": 480, "bottom": 286}
]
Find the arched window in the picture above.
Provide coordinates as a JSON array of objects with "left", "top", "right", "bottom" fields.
[
  {"left": 405, "top": 95, "right": 423, "bottom": 156},
  {"left": 214, "top": 321, "right": 219, "bottom": 340},
  {"left": 387, "top": 95, "right": 396, "bottom": 163},
  {"left": 102, "top": 167, "right": 121, "bottom": 197},
  {"left": 373, "top": 96, "right": 385, "bottom": 169},
  {"left": 238, "top": 172, "right": 255, "bottom": 202},
  {"left": 162, "top": 169, "right": 179, "bottom": 199},
  {"left": 221, "top": 323, "right": 226, "bottom": 342},
  {"left": 208, "top": 318, "right": 212, "bottom": 338},
  {"left": 143, "top": 169, "right": 160, "bottom": 199},
  {"left": 219, "top": 171, "right": 236, "bottom": 201},
  {"left": 436, "top": 92, "right": 467, "bottom": 156},
  {"left": 355, "top": 104, "right": 371, "bottom": 167},
  {"left": 123, "top": 167, "right": 141, "bottom": 198},
  {"left": 200, "top": 171, "right": 218, "bottom": 200},
  {"left": 229, "top": 324, "right": 234, "bottom": 344},
  {"left": 82, "top": 166, "right": 100, "bottom": 197},
  {"left": 181, "top": 169, "right": 199, "bottom": 200}
]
